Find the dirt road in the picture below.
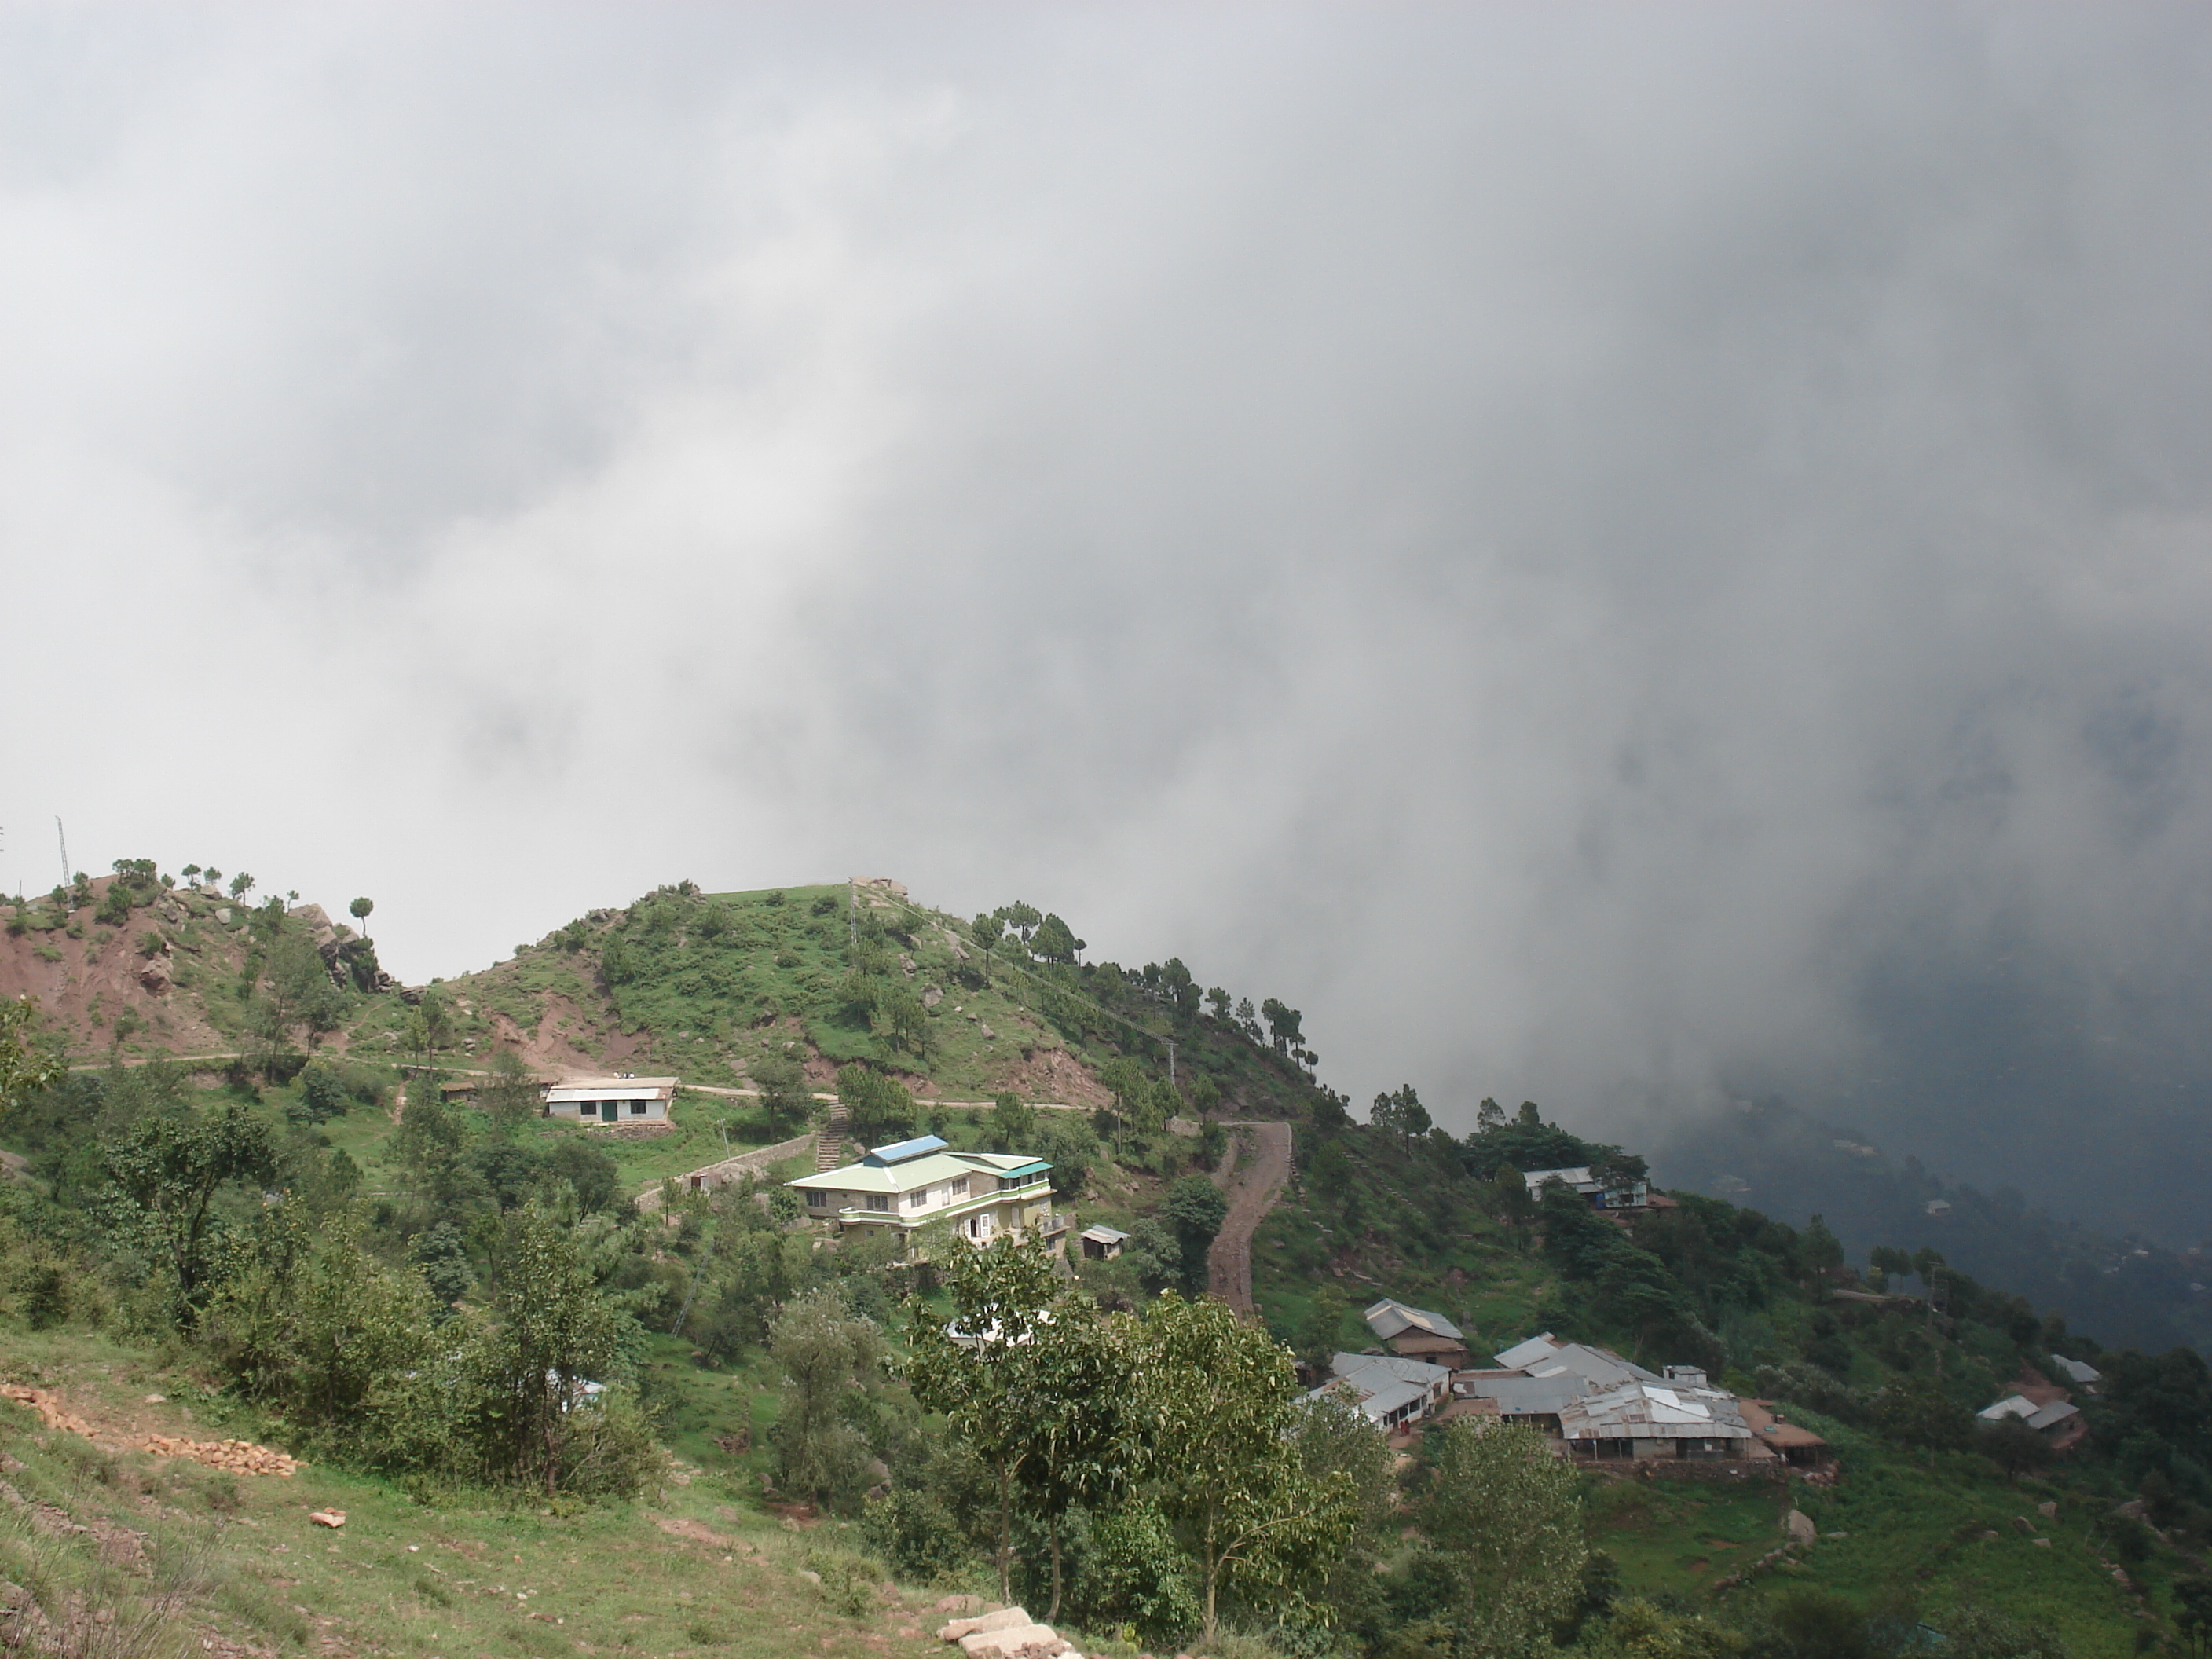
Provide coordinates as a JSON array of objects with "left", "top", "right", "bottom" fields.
[{"left": 1207, "top": 1120, "right": 1293, "bottom": 1314}]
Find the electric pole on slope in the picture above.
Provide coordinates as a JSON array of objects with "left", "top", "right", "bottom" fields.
[{"left": 55, "top": 818, "right": 68, "bottom": 888}]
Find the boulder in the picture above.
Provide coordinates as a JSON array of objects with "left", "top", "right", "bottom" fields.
[
  {"left": 2037, "top": 1500, "right": 2059, "bottom": 1519},
  {"left": 2012, "top": 1516, "right": 2035, "bottom": 1534},
  {"left": 137, "top": 957, "right": 171, "bottom": 994},
  {"left": 1784, "top": 1509, "right": 1817, "bottom": 1545},
  {"left": 941, "top": 1608, "right": 1030, "bottom": 1641},
  {"left": 958, "top": 1626, "right": 1064, "bottom": 1658}
]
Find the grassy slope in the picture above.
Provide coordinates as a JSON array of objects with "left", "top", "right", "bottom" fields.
[
  {"left": 0, "top": 1331, "right": 1004, "bottom": 1659},
  {"left": 395, "top": 884, "right": 1090, "bottom": 1101}
]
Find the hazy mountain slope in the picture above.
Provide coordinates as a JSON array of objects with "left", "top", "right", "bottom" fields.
[{"left": 1657, "top": 1100, "right": 2212, "bottom": 1357}]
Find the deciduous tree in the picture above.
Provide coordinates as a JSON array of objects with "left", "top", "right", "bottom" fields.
[
  {"left": 1417, "top": 1420, "right": 1588, "bottom": 1658},
  {"left": 0, "top": 996, "right": 64, "bottom": 1125},
  {"left": 1138, "top": 1292, "right": 1357, "bottom": 1645},
  {"left": 770, "top": 1286, "right": 885, "bottom": 1508},
  {"left": 99, "top": 1098, "right": 278, "bottom": 1317},
  {"left": 904, "top": 1235, "right": 1065, "bottom": 1602}
]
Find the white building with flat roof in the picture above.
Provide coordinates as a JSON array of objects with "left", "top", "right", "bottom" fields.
[{"left": 544, "top": 1075, "right": 678, "bottom": 1124}]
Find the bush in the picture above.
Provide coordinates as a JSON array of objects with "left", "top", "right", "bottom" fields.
[
  {"left": 1073, "top": 1500, "right": 1201, "bottom": 1650},
  {"left": 295, "top": 1060, "right": 351, "bottom": 1123},
  {"left": 862, "top": 1488, "right": 973, "bottom": 1580}
]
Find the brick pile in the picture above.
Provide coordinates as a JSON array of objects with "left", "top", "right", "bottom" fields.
[
  {"left": 0, "top": 1385, "right": 98, "bottom": 1438},
  {"left": 139, "top": 1437, "right": 302, "bottom": 1478}
]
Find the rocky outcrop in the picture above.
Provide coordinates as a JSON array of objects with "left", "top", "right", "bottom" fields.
[{"left": 936, "top": 1606, "right": 1090, "bottom": 1659}]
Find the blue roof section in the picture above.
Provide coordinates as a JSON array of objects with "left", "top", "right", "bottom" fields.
[{"left": 866, "top": 1133, "right": 950, "bottom": 1166}]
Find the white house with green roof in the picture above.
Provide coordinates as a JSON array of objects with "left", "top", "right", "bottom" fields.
[{"left": 789, "top": 1134, "right": 1059, "bottom": 1243}]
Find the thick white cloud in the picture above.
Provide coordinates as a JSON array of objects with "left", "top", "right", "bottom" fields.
[{"left": 3, "top": 3, "right": 2210, "bottom": 1232}]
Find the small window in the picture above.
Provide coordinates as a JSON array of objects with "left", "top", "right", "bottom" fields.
[
  {"left": 950, "top": 1177, "right": 969, "bottom": 1198},
  {"left": 630, "top": 1101, "right": 646, "bottom": 1115},
  {"left": 866, "top": 1194, "right": 890, "bottom": 1212},
  {"left": 906, "top": 1189, "right": 928, "bottom": 1210},
  {"left": 804, "top": 1190, "right": 827, "bottom": 1208}
]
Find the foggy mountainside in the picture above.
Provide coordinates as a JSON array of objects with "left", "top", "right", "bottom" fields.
[
  {"left": 7, "top": 9, "right": 2212, "bottom": 1653},
  {"left": 7, "top": 6, "right": 2212, "bottom": 1265}
]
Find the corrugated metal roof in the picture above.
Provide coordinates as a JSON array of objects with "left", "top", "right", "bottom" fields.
[
  {"left": 1328, "top": 1352, "right": 1453, "bottom": 1393},
  {"left": 866, "top": 1134, "right": 949, "bottom": 1165},
  {"left": 1454, "top": 1373, "right": 1585, "bottom": 1416},
  {"left": 1493, "top": 1335, "right": 1657, "bottom": 1387},
  {"left": 2050, "top": 1354, "right": 2102, "bottom": 1386},
  {"left": 1306, "top": 1353, "right": 1452, "bottom": 1426},
  {"left": 1364, "top": 1298, "right": 1465, "bottom": 1342},
  {"left": 1079, "top": 1225, "right": 1130, "bottom": 1244},
  {"left": 1557, "top": 1379, "right": 1752, "bottom": 1442},
  {"left": 789, "top": 1148, "right": 1053, "bottom": 1196}
]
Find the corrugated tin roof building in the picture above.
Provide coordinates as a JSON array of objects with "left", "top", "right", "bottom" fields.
[
  {"left": 1557, "top": 1377, "right": 1753, "bottom": 1462},
  {"left": 1306, "top": 1352, "right": 1454, "bottom": 1430},
  {"left": 1979, "top": 1393, "right": 2082, "bottom": 1435},
  {"left": 1364, "top": 1298, "right": 1471, "bottom": 1367},
  {"left": 544, "top": 1075, "right": 679, "bottom": 1124}
]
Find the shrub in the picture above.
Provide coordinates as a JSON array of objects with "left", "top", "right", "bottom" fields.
[
  {"left": 862, "top": 1488, "right": 972, "bottom": 1580},
  {"left": 295, "top": 1060, "right": 351, "bottom": 1123},
  {"left": 1075, "top": 1500, "right": 1202, "bottom": 1650}
]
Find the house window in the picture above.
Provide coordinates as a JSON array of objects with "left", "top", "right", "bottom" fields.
[
  {"left": 630, "top": 1101, "right": 646, "bottom": 1115},
  {"left": 906, "top": 1189, "right": 928, "bottom": 1210},
  {"left": 866, "top": 1194, "right": 890, "bottom": 1212},
  {"left": 804, "top": 1191, "right": 827, "bottom": 1208},
  {"left": 950, "top": 1177, "right": 969, "bottom": 1198}
]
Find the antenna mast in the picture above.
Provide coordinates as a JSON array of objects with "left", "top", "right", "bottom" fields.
[{"left": 55, "top": 818, "right": 69, "bottom": 888}]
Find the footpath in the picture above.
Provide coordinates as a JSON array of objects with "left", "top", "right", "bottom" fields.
[{"left": 1207, "top": 1120, "right": 1294, "bottom": 1313}]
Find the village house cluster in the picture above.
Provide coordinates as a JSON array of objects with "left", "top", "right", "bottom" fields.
[{"left": 1308, "top": 1297, "right": 1833, "bottom": 1475}]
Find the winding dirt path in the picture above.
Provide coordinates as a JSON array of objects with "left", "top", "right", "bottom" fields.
[{"left": 1207, "top": 1120, "right": 1293, "bottom": 1314}]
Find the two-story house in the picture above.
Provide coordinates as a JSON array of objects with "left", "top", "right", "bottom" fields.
[{"left": 787, "top": 1133, "right": 1057, "bottom": 1244}]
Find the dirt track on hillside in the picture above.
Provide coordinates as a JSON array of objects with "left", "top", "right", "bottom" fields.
[{"left": 1207, "top": 1121, "right": 1292, "bottom": 1314}]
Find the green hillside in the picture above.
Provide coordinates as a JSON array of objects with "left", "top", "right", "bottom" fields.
[
  {"left": 1245, "top": 1101, "right": 2207, "bottom": 1654},
  {"left": 7, "top": 867, "right": 2212, "bottom": 1658}
]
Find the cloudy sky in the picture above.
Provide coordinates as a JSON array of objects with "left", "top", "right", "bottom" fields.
[{"left": 4, "top": 4, "right": 2209, "bottom": 1236}]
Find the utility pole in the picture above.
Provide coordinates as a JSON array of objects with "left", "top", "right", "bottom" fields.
[
  {"left": 55, "top": 818, "right": 68, "bottom": 888},
  {"left": 849, "top": 878, "right": 857, "bottom": 946},
  {"left": 1166, "top": 1038, "right": 1177, "bottom": 1090}
]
